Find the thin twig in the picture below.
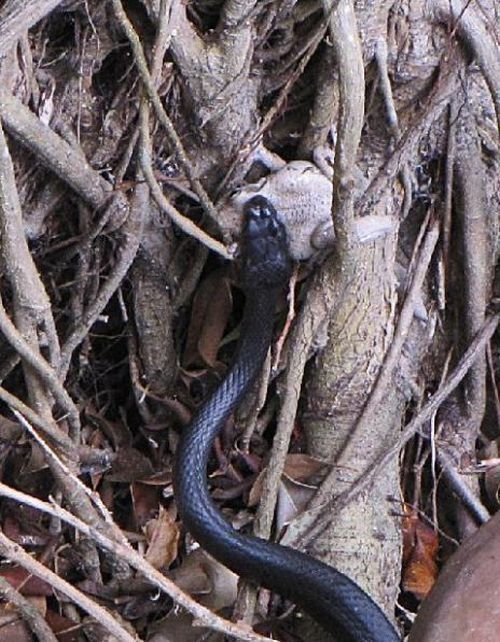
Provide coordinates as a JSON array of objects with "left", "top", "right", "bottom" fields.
[
  {"left": 0, "top": 576, "right": 59, "bottom": 642},
  {"left": 59, "top": 181, "right": 146, "bottom": 378},
  {"left": 0, "top": 386, "right": 75, "bottom": 456},
  {"left": 110, "top": 0, "right": 224, "bottom": 233},
  {"left": 0, "top": 530, "right": 139, "bottom": 642},
  {"left": 11, "top": 409, "right": 130, "bottom": 544},
  {"left": 431, "top": 0, "right": 500, "bottom": 128},
  {"left": 139, "top": 113, "right": 231, "bottom": 259},
  {"left": 324, "top": 0, "right": 365, "bottom": 241},
  {"left": 374, "top": 37, "right": 401, "bottom": 138},
  {"left": 0, "top": 484, "right": 273, "bottom": 642},
  {"left": 0, "top": 296, "right": 80, "bottom": 438},
  {"left": 358, "top": 49, "right": 463, "bottom": 218},
  {"left": 0, "top": 89, "right": 112, "bottom": 209},
  {"left": 442, "top": 102, "right": 457, "bottom": 276},
  {"left": 438, "top": 448, "right": 490, "bottom": 523}
]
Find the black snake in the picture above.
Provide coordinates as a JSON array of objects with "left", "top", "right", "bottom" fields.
[{"left": 174, "top": 195, "right": 400, "bottom": 641}]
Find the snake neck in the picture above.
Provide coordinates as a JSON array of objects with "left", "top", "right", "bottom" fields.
[{"left": 176, "top": 286, "right": 279, "bottom": 476}]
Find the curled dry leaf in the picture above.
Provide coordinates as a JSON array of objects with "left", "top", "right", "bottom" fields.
[
  {"left": 402, "top": 511, "right": 439, "bottom": 600},
  {"left": 183, "top": 269, "right": 233, "bottom": 368},
  {"left": 144, "top": 506, "right": 180, "bottom": 569},
  {"left": 276, "top": 477, "right": 316, "bottom": 533},
  {"left": 282, "top": 453, "right": 328, "bottom": 483},
  {"left": 248, "top": 453, "right": 327, "bottom": 507},
  {"left": 169, "top": 549, "right": 238, "bottom": 609}
]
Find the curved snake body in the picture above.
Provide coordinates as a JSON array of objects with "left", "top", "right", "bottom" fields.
[{"left": 174, "top": 196, "right": 400, "bottom": 642}]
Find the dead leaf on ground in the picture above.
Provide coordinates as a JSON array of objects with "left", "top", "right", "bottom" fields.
[
  {"left": 105, "top": 446, "right": 155, "bottom": 482},
  {"left": 276, "top": 477, "right": 316, "bottom": 532},
  {"left": 144, "top": 505, "right": 180, "bottom": 569},
  {"left": 45, "top": 610, "right": 81, "bottom": 642},
  {"left": 0, "top": 566, "right": 53, "bottom": 596},
  {"left": 147, "top": 610, "right": 211, "bottom": 642},
  {"left": 169, "top": 549, "right": 238, "bottom": 609},
  {"left": 0, "top": 610, "right": 32, "bottom": 642},
  {"left": 131, "top": 481, "right": 161, "bottom": 529},
  {"left": 248, "top": 453, "right": 326, "bottom": 507},
  {"left": 85, "top": 405, "right": 132, "bottom": 450}
]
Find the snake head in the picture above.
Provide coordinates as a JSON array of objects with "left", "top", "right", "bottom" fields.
[{"left": 241, "top": 196, "right": 292, "bottom": 290}]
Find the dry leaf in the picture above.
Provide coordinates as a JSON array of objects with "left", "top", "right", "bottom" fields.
[
  {"left": 131, "top": 482, "right": 161, "bottom": 528},
  {"left": 183, "top": 270, "right": 233, "bottom": 367},
  {"left": 147, "top": 610, "right": 210, "bottom": 642},
  {"left": 283, "top": 453, "right": 328, "bottom": 483},
  {"left": 0, "top": 566, "right": 53, "bottom": 596},
  {"left": 144, "top": 506, "right": 180, "bottom": 569},
  {"left": 45, "top": 610, "right": 81, "bottom": 642},
  {"left": 0, "top": 609, "right": 32, "bottom": 642},
  {"left": 276, "top": 478, "right": 315, "bottom": 532},
  {"left": 402, "top": 512, "right": 438, "bottom": 600},
  {"left": 169, "top": 549, "right": 238, "bottom": 610},
  {"left": 248, "top": 454, "right": 326, "bottom": 507},
  {"left": 105, "top": 446, "right": 154, "bottom": 482}
]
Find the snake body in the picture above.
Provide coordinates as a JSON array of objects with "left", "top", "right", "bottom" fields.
[{"left": 174, "top": 196, "right": 400, "bottom": 641}]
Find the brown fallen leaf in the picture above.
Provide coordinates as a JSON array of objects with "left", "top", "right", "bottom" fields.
[
  {"left": 105, "top": 446, "right": 154, "bottom": 482},
  {"left": 131, "top": 481, "right": 161, "bottom": 529},
  {"left": 144, "top": 506, "right": 180, "bottom": 569},
  {"left": 402, "top": 511, "right": 438, "bottom": 600},
  {"left": 0, "top": 608, "right": 32, "bottom": 642},
  {"left": 0, "top": 566, "right": 53, "bottom": 596},
  {"left": 283, "top": 453, "right": 328, "bottom": 483},
  {"left": 45, "top": 610, "right": 81, "bottom": 642},
  {"left": 169, "top": 549, "right": 238, "bottom": 610},
  {"left": 183, "top": 269, "right": 233, "bottom": 368},
  {"left": 248, "top": 453, "right": 327, "bottom": 507}
]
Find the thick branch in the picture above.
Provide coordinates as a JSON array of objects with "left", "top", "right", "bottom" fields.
[
  {"left": 0, "top": 90, "right": 112, "bottom": 209},
  {"left": 0, "top": 0, "right": 65, "bottom": 56},
  {"left": 325, "top": 0, "right": 365, "bottom": 242}
]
